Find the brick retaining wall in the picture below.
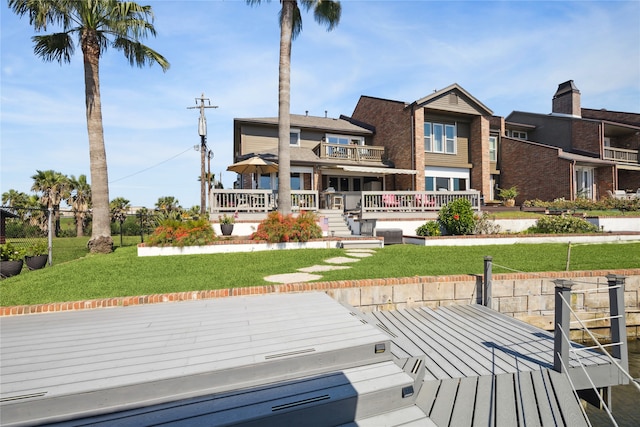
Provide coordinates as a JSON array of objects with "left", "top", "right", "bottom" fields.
[{"left": 2, "top": 270, "right": 639, "bottom": 340}]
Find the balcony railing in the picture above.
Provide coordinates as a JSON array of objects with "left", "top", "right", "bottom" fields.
[
  {"left": 314, "top": 142, "right": 385, "bottom": 162},
  {"left": 603, "top": 147, "right": 638, "bottom": 164}
]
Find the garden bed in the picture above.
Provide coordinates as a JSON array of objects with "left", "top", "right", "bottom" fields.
[{"left": 137, "top": 236, "right": 384, "bottom": 256}]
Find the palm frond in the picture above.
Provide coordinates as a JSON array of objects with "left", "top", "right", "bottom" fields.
[
  {"left": 313, "top": 0, "right": 341, "bottom": 31},
  {"left": 112, "top": 37, "right": 169, "bottom": 71},
  {"left": 32, "top": 33, "right": 75, "bottom": 64}
]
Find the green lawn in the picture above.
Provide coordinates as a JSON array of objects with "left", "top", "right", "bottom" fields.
[{"left": 1, "top": 239, "right": 638, "bottom": 307}]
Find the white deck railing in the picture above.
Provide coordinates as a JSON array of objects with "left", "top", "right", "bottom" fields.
[
  {"left": 210, "top": 189, "right": 318, "bottom": 213},
  {"left": 360, "top": 190, "right": 481, "bottom": 214},
  {"left": 210, "top": 189, "right": 480, "bottom": 214}
]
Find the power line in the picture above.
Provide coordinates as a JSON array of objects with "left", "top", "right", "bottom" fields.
[{"left": 109, "top": 146, "right": 194, "bottom": 184}]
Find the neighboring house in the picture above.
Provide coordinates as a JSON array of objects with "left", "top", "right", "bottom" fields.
[
  {"left": 232, "top": 113, "right": 417, "bottom": 210},
  {"left": 502, "top": 80, "right": 640, "bottom": 203},
  {"left": 349, "top": 83, "right": 500, "bottom": 201}
]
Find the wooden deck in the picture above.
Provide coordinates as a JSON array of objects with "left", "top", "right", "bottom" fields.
[{"left": 0, "top": 293, "right": 623, "bottom": 426}]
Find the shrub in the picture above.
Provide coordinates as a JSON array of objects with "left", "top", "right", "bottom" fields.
[
  {"left": 438, "top": 198, "right": 475, "bottom": 235},
  {"left": 0, "top": 242, "right": 26, "bottom": 261},
  {"left": 473, "top": 212, "right": 502, "bottom": 235},
  {"left": 527, "top": 215, "right": 599, "bottom": 234},
  {"left": 416, "top": 221, "right": 441, "bottom": 237},
  {"left": 146, "top": 218, "right": 216, "bottom": 247},
  {"left": 251, "top": 211, "right": 323, "bottom": 243}
]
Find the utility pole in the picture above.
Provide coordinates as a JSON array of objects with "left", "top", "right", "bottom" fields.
[{"left": 188, "top": 93, "right": 217, "bottom": 216}]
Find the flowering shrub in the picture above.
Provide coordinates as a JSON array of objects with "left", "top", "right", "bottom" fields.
[
  {"left": 438, "top": 198, "right": 475, "bottom": 235},
  {"left": 527, "top": 215, "right": 599, "bottom": 234},
  {"left": 146, "top": 218, "right": 216, "bottom": 247},
  {"left": 416, "top": 221, "right": 441, "bottom": 236},
  {"left": 0, "top": 242, "right": 26, "bottom": 261},
  {"left": 251, "top": 211, "right": 323, "bottom": 243}
]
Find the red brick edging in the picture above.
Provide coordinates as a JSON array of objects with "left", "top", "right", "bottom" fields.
[{"left": 2, "top": 268, "right": 638, "bottom": 317}]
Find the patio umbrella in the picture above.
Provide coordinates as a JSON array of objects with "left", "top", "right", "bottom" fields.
[{"left": 227, "top": 156, "right": 279, "bottom": 175}]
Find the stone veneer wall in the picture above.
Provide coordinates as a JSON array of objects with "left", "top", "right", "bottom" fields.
[{"left": 3, "top": 269, "right": 638, "bottom": 342}]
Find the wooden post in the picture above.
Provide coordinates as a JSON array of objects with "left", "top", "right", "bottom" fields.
[
  {"left": 483, "top": 256, "right": 492, "bottom": 308},
  {"left": 553, "top": 279, "right": 573, "bottom": 373},
  {"left": 606, "top": 274, "right": 629, "bottom": 380}
]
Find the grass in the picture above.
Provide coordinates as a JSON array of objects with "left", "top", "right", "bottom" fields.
[{"left": 1, "top": 238, "right": 638, "bottom": 307}]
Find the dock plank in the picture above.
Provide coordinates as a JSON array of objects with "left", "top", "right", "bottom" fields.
[{"left": 428, "top": 378, "right": 459, "bottom": 427}]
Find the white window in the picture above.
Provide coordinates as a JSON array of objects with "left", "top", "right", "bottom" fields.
[
  {"left": 489, "top": 136, "right": 497, "bottom": 162},
  {"left": 509, "top": 130, "right": 527, "bottom": 140},
  {"left": 290, "top": 129, "right": 300, "bottom": 146},
  {"left": 424, "top": 122, "right": 456, "bottom": 154},
  {"left": 424, "top": 166, "right": 469, "bottom": 191}
]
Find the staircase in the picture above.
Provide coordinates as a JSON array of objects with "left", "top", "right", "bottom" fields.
[{"left": 319, "top": 209, "right": 352, "bottom": 237}]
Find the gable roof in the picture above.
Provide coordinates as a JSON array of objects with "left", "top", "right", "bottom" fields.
[
  {"left": 412, "top": 83, "right": 494, "bottom": 116},
  {"left": 236, "top": 114, "right": 373, "bottom": 135}
]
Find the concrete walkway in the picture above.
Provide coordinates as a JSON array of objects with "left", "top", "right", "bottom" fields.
[{"left": 263, "top": 249, "right": 376, "bottom": 284}]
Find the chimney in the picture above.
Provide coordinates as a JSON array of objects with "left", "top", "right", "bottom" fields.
[{"left": 552, "top": 80, "right": 581, "bottom": 117}]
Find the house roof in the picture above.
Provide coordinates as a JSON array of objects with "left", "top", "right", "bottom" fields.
[
  {"left": 235, "top": 114, "right": 373, "bottom": 135},
  {"left": 412, "top": 83, "right": 494, "bottom": 116}
]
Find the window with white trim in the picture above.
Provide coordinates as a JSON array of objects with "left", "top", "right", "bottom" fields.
[
  {"left": 508, "top": 130, "right": 527, "bottom": 140},
  {"left": 290, "top": 129, "right": 300, "bottom": 146},
  {"left": 489, "top": 136, "right": 497, "bottom": 162},
  {"left": 424, "top": 122, "right": 456, "bottom": 154}
]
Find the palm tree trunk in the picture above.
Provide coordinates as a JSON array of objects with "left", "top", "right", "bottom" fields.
[
  {"left": 277, "top": 0, "right": 294, "bottom": 215},
  {"left": 82, "top": 34, "right": 113, "bottom": 253}
]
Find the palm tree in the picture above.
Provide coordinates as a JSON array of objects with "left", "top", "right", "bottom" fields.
[
  {"left": 155, "top": 196, "right": 181, "bottom": 219},
  {"left": 68, "top": 174, "right": 92, "bottom": 237},
  {"left": 9, "top": 0, "right": 170, "bottom": 253},
  {"left": 110, "top": 197, "right": 130, "bottom": 246},
  {"left": 247, "top": 0, "right": 341, "bottom": 214},
  {"left": 31, "top": 170, "right": 70, "bottom": 236}
]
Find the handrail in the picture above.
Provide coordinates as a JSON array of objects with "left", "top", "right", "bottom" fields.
[{"left": 360, "top": 190, "right": 481, "bottom": 214}]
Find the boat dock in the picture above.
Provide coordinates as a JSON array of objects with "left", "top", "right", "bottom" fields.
[{"left": 0, "top": 288, "right": 629, "bottom": 426}]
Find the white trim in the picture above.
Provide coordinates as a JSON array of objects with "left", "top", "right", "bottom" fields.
[{"left": 338, "top": 165, "right": 417, "bottom": 175}]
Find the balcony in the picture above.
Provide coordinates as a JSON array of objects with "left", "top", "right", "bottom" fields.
[
  {"left": 314, "top": 142, "right": 385, "bottom": 163},
  {"left": 603, "top": 147, "right": 638, "bottom": 164}
]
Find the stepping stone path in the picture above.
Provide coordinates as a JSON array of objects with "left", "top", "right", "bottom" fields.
[{"left": 263, "top": 249, "right": 377, "bottom": 284}]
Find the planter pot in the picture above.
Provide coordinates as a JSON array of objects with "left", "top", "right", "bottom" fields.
[
  {"left": 503, "top": 199, "right": 516, "bottom": 207},
  {"left": 25, "top": 255, "right": 48, "bottom": 271},
  {"left": 1, "top": 260, "right": 24, "bottom": 278},
  {"left": 220, "top": 224, "right": 234, "bottom": 236}
]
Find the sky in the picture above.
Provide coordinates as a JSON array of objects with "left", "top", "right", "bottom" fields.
[{"left": 1, "top": 0, "right": 639, "bottom": 209}]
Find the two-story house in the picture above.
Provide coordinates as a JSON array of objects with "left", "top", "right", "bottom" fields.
[
  {"left": 232, "top": 113, "right": 417, "bottom": 210},
  {"left": 349, "top": 83, "right": 499, "bottom": 201},
  {"left": 501, "top": 81, "right": 640, "bottom": 202}
]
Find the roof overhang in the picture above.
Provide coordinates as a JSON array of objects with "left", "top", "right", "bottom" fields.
[
  {"left": 333, "top": 165, "right": 417, "bottom": 175},
  {"left": 617, "top": 163, "right": 640, "bottom": 171}
]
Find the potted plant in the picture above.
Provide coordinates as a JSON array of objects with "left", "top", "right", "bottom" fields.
[
  {"left": 25, "top": 240, "right": 49, "bottom": 270},
  {"left": 0, "top": 242, "right": 26, "bottom": 278},
  {"left": 218, "top": 214, "right": 235, "bottom": 236},
  {"left": 498, "top": 186, "right": 519, "bottom": 207}
]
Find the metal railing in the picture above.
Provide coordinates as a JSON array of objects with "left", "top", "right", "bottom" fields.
[
  {"left": 314, "top": 142, "right": 385, "bottom": 162},
  {"left": 603, "top": 147, "right": 638, "bottom": 164},
  {"left": 553, "top": 275, "right": 638, "bottom": 426}
]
